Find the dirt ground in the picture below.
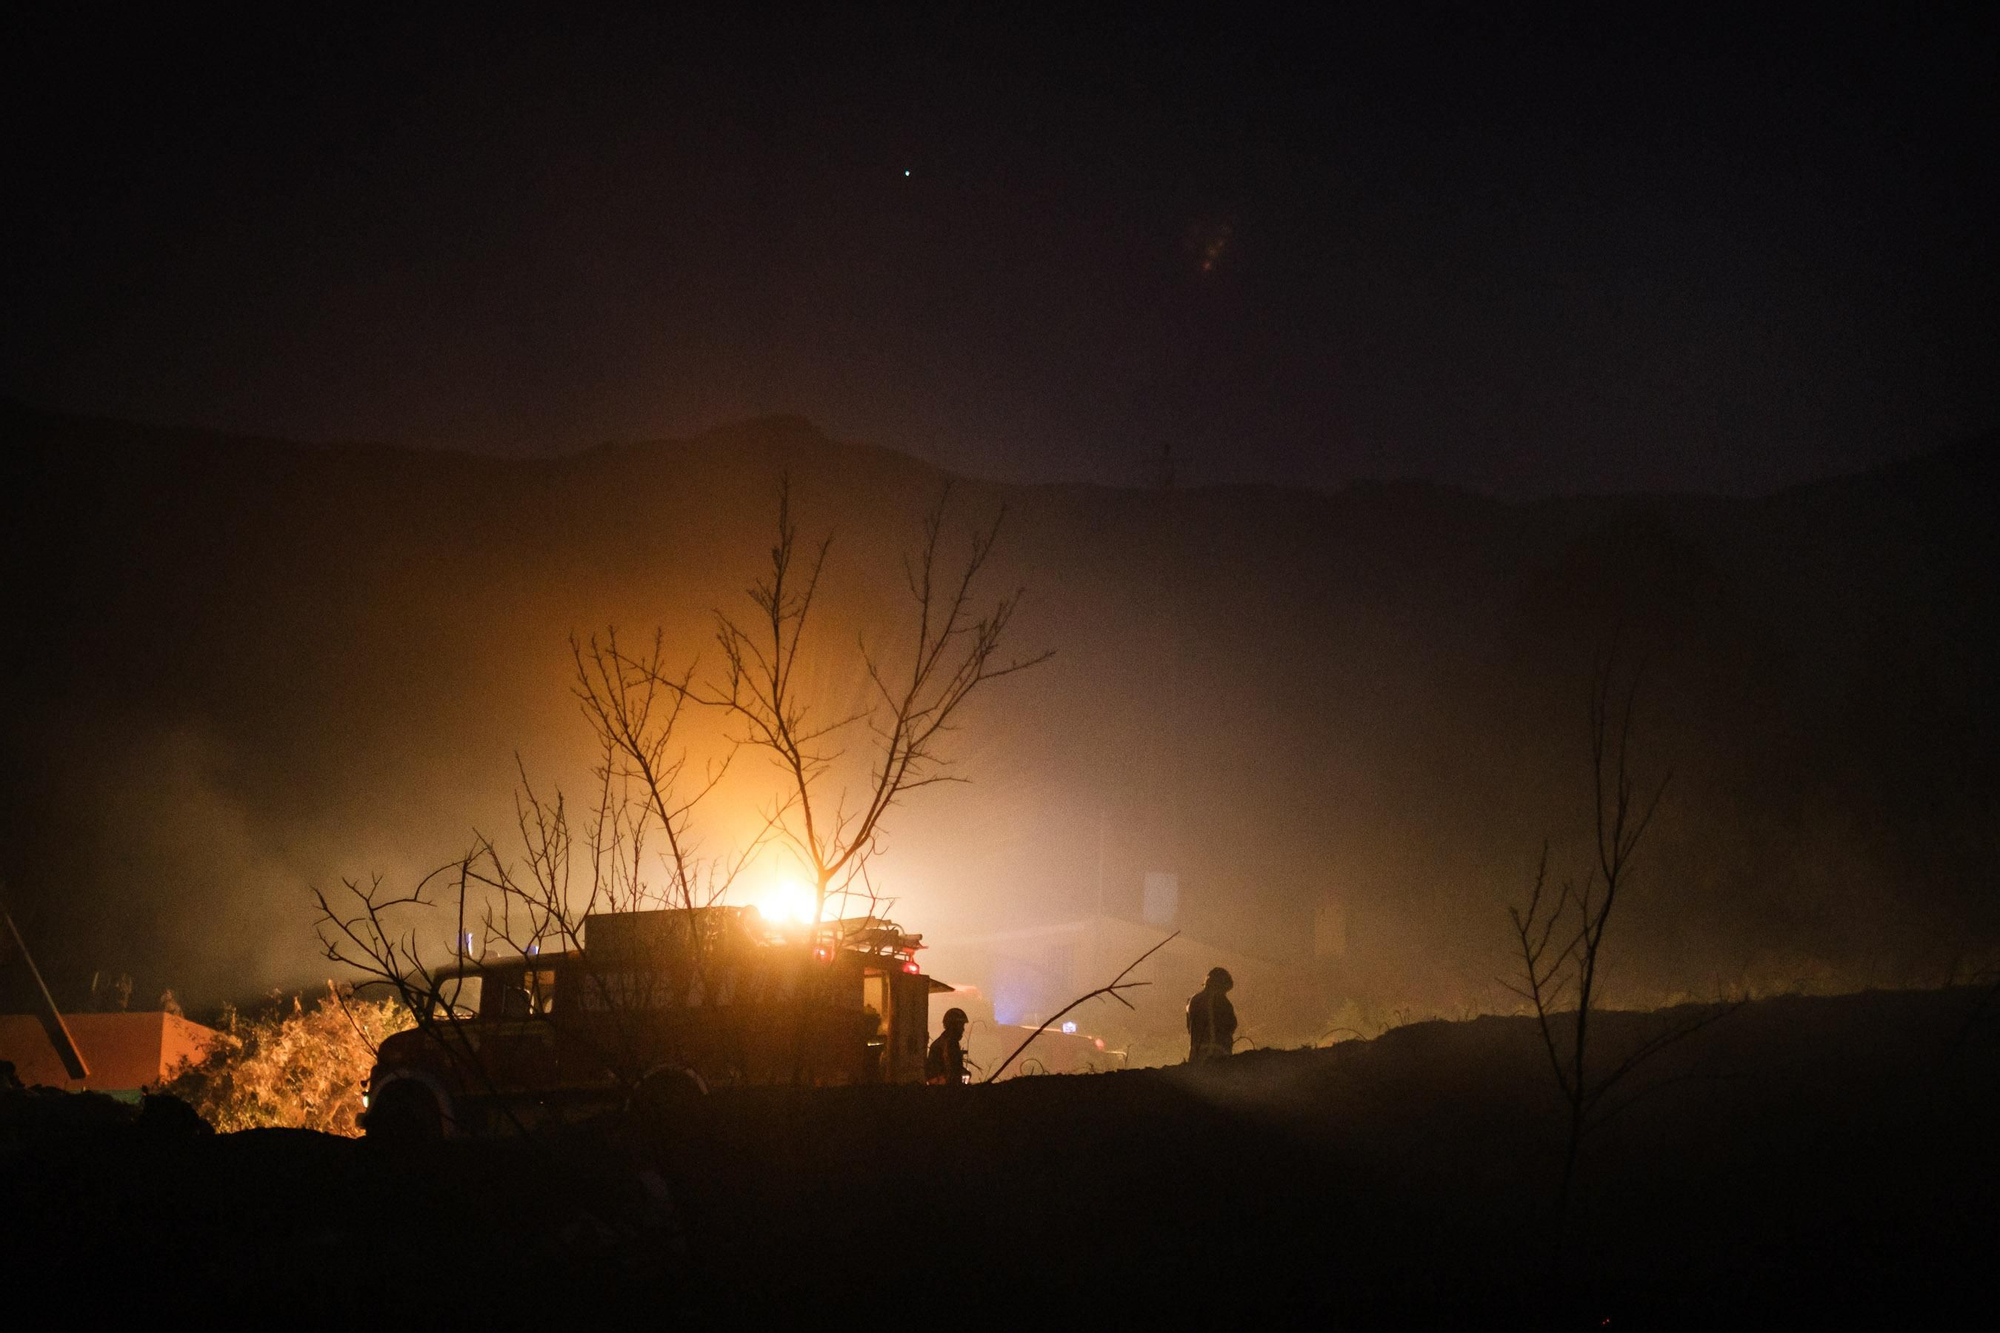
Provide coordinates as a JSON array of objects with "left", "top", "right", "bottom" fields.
[{"left": 4, "top": 986, "right": 1995, "bottom": 1326}]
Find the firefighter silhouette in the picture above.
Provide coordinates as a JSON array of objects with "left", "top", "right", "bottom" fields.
[
  {"left": 926, "top": 1007, "right": 969, "bottom": 1084},
  {"left": 1186, "top": 967, "right": 1236, "bottom": 1063}
]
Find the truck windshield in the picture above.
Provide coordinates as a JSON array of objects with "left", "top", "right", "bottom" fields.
[{"left": 433, "top": 975, "right": 481, "bottom": 1018}]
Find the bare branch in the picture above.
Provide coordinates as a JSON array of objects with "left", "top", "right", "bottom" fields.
[{"left": 982, "top": 932, "right": 1179, "bottom": 1084}]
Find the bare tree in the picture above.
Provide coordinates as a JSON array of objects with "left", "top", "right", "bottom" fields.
[
  {"left": 312, "top": 628, "right": 757, "bottom": 1123},
  {"left": 312, "top": 478, "right": 1050, "bottom": 1123},
  {"left": 696, "top": 476, "right": 1053, "bottom": 930},
  {"left": 1506, "top": 656, "right": 1736, "bottom": 1268}
]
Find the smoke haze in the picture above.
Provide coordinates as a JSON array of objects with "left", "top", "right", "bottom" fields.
[{"left": 3, "top": 402, "right": 1994, "bottom": 1023}]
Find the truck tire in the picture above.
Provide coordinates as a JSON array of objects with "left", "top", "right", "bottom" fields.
[
  {"left": 366, "top": 1077, "right": 445, "bottom": 1143},
  {"left": 628, "top": 1065, "right": 708, "bottom": 1121}
]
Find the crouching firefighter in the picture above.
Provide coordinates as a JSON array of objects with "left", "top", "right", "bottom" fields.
[
  {"left": 926, "top": 1007, "right": 970, "bottom": 1085},
  {"left": 1186, "top": 967, "right": 1236, "bottom": 1063}
]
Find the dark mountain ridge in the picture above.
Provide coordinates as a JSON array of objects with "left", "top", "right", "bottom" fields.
[{"left": 2, "top": 401, "right": 1994, "bottom": 1021}]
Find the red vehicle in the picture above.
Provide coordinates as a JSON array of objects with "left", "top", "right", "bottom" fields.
[
  {"left": 363, "top": 906, "right": 950, "bottom": 1139},
  {"left": 969, "top": 1023, "right": 1128, "bottom": 1080}
]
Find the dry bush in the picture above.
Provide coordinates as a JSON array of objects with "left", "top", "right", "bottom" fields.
[{"left": 163, "top": 986, "right": 412, "bottom": 1135}]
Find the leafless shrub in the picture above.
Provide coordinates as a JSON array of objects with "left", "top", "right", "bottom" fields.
[
  {"left": 1505, "top": 657, "right": 1739, "bottom": 1266},
  {"left": 311, "top": 626, "right": 759, "bottom": 1114},
  {"left": 310, "top": 478, "right": 1048, "bottom": 1120},
  {"left": 694, "top": 476, "right": 1052, "bottom": 931}
]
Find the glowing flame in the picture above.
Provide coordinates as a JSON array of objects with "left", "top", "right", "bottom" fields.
[{"left": 753, "top": 877, "right": 820, "bottom": 927}]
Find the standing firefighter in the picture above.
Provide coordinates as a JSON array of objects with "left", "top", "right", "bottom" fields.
[
  {"left": 1186, "top": 967, "right": 1236, "bottom": 1063},
  {"left": 926, "top": 1006, "right": 970, "bottom": 1085}
]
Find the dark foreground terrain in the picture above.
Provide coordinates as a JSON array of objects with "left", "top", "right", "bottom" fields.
[{"left": 5, "top": 987, "right": 1996, "bottom": 1326}]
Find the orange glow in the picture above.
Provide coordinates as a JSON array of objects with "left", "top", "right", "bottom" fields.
[{"left": 752, "top": 876, "right": 819, "bottom": 926}]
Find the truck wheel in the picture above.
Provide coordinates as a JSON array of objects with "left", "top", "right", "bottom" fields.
[
  {"left": 366, "top": 1078, "right": 444, "bottom": 1143},
  {"left": 628, "top": 1065, "right": 708, "bottom": 1121}
]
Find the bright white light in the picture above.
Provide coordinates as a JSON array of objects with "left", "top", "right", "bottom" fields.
[
  {"left": 1061, "top": 1021, "right": 1077, "bottom": 1035},
  {"left": 754, "top": 877, "right": 819, "bottom": 926}
]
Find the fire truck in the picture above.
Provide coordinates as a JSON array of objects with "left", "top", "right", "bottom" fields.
[{"left": 362, "top": 906, "right": 951, "bottom": 1140}]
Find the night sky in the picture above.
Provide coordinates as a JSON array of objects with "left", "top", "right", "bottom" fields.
[{"left": 4, "top": 5, "right": 1993, "bottom": 494}]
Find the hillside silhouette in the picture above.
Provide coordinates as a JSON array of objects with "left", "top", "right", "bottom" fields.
[
  {"left": 6, "top": 985, "right": 1996, "bottom": 1323},
  {"left": 1, "top": 401, "right": 1994, "bottom": 1014}
]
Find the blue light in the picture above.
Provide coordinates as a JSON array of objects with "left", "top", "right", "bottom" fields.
[
  {"left": 527, "top": 943, "right": 539, "bottom": 957},
  {"left": 1061, "top": 1021, "right": 1077, "bottom": 1035},
  {"left": 991, "top": 959, "right": 1035, "bottom": 1025}
]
